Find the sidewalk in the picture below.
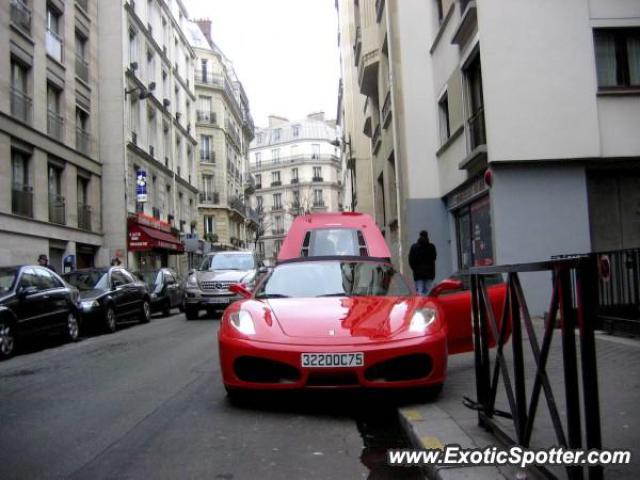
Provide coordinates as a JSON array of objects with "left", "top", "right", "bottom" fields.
[{"left": 399, "top": 318, "right": 640, "bottom": 479}]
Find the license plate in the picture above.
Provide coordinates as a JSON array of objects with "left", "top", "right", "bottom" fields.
[
  {"left": 301, "top": 352, "right": 364, "bottom": 368},
  {"left": 206, "top": 297, "right": 228, "bottom": 304}
]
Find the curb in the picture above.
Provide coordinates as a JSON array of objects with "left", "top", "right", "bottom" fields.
[{"left": 398, "top": 404, "right": 507, "bottom": 480}]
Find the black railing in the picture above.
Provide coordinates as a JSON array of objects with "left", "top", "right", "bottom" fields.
[
  {"left": 467, "top": 106, "right": 486, "bottom": 150},
  {"left": 312, "top": 176, "right": 324, "bottom": 182},
  {"left": 10, "top": 88, "right": 32, "bottom": 124},
  {"left": 75, "top": 54, "right": 89, "bottom": 82},
  {"left": 312, "top": 201, "right": 326, "bottom": 208},
  {"left": 12, "top": 183, "right": 33, "bottom": 217},
  {"left": 252, "top": 154, "right": 340, "bottom": 170},
  {"left": 77, "top": 203, "right": 92, "bottom": 231},
  {"left": 194, "top": 70, "right": 224, "bottom": 87},
  {"left": 199, "top": 191, "right": 219, "bottom": 204},
  {"left": 196, "top": 110, "right": 216, "bottom": 124},
  {"left": 76, "top": 128, "right": 91, "bottom": 154},
  {"left": 467, "top": 258, "right": 602, "bottom": 480},
  {"left": 47, "top": 110, "right": 64, "bottom": 141},
  {"left": 270, "top": 181, "right": 282, "bottom": 187},
  {"left": 11, "top": 0, "right": 31, "bottom": 33},
  {"left": 49, "top": 193, "right": 66, "bottom": 224},
  {"left": 272, "top": 228, "right": 285, "bottom": 236},
  {"left": 291, "top": 178, "right": 299, "bottom": 184},
  {"left": 271, "top": 205, "right": 284, "bottom": 212}
]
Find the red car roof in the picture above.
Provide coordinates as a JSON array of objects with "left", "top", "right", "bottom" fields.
[{"left": 277, "top": 212, "right": 391, "bottom": 262}]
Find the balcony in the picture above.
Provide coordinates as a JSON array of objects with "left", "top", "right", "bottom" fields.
[
  {"left": 46, "top": 29, "right": 63, "bottom": 63},
  {"left": 12, "top": 183, "right": 33, "bottom": 218},
  {"left": 75, "top": 54, "right": 89, "bottom": 82},
  {"left": 49, "top": 194, "right": 66, "bottom": 225},
  {"left": 229, "top": 196, "right": 246, "bottom": 215},
  {"left": 358, "top": 48, "right": 380, "bottom": 97},
  {"left": 77, "top": 203, "right": 92, "bottom": 231},
  {"left": 312, "top": 201, "right": 326, "bottom": 209},
  {"left": 312, "top": 176, "right": 324, "bottom": 183},
  {"left": 271, "top": 205, "right": 284, "bottom": 212},
  {"left": 10, "top": 0, "right": 31, "bottom": 34},
  {"left": 194, "top": 70, "right": 224, "bottom": 88},
  {"left": 76, "top": 127, "right": 91, "bottom": 154},
  {"left": 270, "top": 181, "right": 282, "bottom": 187},
  {"left": 199, "top": 191, "right": 220, "bottom": 205},
  {"left": 10, "top": 88, "right": 32, "bottom": 124},
  {"left": 353, "top": 26, "right": 362, "bottom": 66},
  {"left": 372, "top": 124, "right": 382, "bottom": 154},
  {"left": 47, "top": 110, "right": 64, "bottom": 141},
  {"left": 196, "top": 110, "right": 216, "bottom": 124},
  {"left": 467, "top": 106, "right": 486, "bottom": 150},
  {"left": 200, "top": 150, "right": 214, "bottom": 163},
  {"left": 382, "top": 90, "right": 392, "bottom": 127}
]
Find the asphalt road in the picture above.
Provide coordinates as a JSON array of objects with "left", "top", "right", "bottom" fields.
[{"left": 0, "top": 312, "right": 423, "bottom": 480}]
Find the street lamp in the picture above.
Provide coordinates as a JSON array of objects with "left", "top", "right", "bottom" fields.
[{"left": 330, "top": 135, "right": 356, "bottom": 212}]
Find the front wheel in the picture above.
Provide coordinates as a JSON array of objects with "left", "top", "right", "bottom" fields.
[
  {"left": 0, "top": 320, "right": 16, "bottom": 360},
  {"left": 104, "top": 306, "right": 117, "bottom": 333},
  {"left": 66, "top": 311, "right": 80, "bottom": 342},
  {"left": 140, "top": 299, "right": 151, "bottom": 323}
]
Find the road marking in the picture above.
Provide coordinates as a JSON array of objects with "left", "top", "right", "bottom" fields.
[{"left": 420, "top": 436, "right": 444, "bottom": 450}]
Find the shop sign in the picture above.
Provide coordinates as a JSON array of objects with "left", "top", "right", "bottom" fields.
[{"left": 136, "top": 170, "right": 147, "bottom": 203}]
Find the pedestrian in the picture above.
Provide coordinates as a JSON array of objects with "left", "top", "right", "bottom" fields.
[
  {"left": 110, "top": 257, "right": 122, "bottom": 267},
  {"left": 408, "top": 230, "right": 437, "bottom": 295},
  {"left": 37, "top": 254, "right": 57, "bottom": 273}
]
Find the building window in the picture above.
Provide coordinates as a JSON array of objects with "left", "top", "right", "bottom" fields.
[
  {"left": 77, "top": 176, "right": 91, "bottom": 230},
  {"left": 313, "top": 189, "right": 324, "bottom": 207},
  {"left": 273, "top": 128, "right": 281, "bottom": 141},
  {"left": 10, "top": 58, "right": 31, "bottom": 123},
  {"left": 273, "top": 193, "right": 282, "bottom": 210},
  {"left": 75, "top": 32, "right": 89, "bottom": 82},
  {"left": 435, "top": 0, "right": 444, "bottom": 24},
  {"left": 292, "top": 125, "right": 300, "bottom": 137},
  {"left": 438, "top": 92, "right": 450, "bottom": 144},
  {"left": 12, "top": 150, "right": 32, "bottom": 217},
  {"left": 47, "top": 83, "right": 64, "bottom": 140},
  {"left": 204, "top": 215, "right": 215, "bottom": 234},
  {"left": 594, "top": 28, "right": 640, "bottom": 88},
  {"left": 275, "top": 239, "right": 283, "bottom": 255},
  {"left": 258, "top": 241, "right": 265, "bottom": 257},
  {"left": 292, "top": 189, "right": 300, "bottom": 207},
  {"left": 48, "top": 163, "right": 65, "bottom": 224},
  {"left": 130, "top": 98, "right": 140, "bottom": 143},
  {"left": 291, "top": 168, "right": 299, "bottom": 183},
  {"left": 311, "top": 144, "right": 320, "bottom": 159},
  {"left": 256, "top": 132, "right": 263, "bottom": 144},
  {"left": 147, "top": 107, "right": 156, "bottom": 156},
  {"left": 128, "top": 27, "right": 137, "bottom": 65},
  {"left": 200, "top": 135, "right": 213, "bottom": 162},
  {"left": 46, "top": 6, "right": 63, "bottom": 62},
  {"left": 464, "top": 54, "right": 486, "bottom": 150},
  {"left": 313, "top": 166, "right": 322, "bottom": 182},
  {"left": 255, "top": 174, "right": 262, "bottom": 189},
  {"left": 255, "top": 151, "right": 262, "bottom": 167},
  {"left": 456, "top": 195, "right": 493, "bottom": 269},
  {"left": 271, "top": 171, "right": 281, "bottom": 186},
  {"left": 272, "top": 148, "right": 280, "bottom": 163},
  {"left": 76, "top": 108, "right": 90, "bottom": 154},
  {"left": 147, "top": 49, "right": 155, "bottom": 82}
]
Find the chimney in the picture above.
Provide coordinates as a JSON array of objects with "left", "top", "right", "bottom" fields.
[
  {"left": 307, "top": 111, "right": 325, "bottom": 122},
  {"left": 195, "top": 19, "right": 213, "bottom": 47},
  {"left": 268, "top": 115, "right": 289, "bottom": 128}
]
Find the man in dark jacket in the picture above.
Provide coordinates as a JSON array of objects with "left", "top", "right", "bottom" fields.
[
  {"left": 37, "top": 254, "right": 56, "bottom": 273},
  {"left": 408, "top": 231, "right": 437, "bottom": 295}
]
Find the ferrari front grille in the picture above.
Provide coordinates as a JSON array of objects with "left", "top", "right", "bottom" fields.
[
  {"left": 364, "top": 354, "right": 432, "bottom": 382},
  {"left": 234, "top": 356, "right": 300, "bottom": 384}
]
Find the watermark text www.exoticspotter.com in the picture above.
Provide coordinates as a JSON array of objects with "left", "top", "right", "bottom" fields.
[{"left": 387, "top": 445, "right": 631, "bottom": 469}]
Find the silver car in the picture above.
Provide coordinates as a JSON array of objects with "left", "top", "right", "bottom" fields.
[{"left": 184, "top": 251, "right": 266, "bottom": 320}]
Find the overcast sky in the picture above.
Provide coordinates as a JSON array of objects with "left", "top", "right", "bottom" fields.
[{"left": 183, "top": 0, "right": 340, "bottom": 128}]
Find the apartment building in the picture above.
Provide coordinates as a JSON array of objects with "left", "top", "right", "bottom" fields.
[
  {"left": 188, "top": 19, "right": 258, "bottom": 253},
  {"left": 249, "top": 114, "right": 342, "bottom": 264},
  {"left": 0, "top": 0, "right": 103, "bottom": 271},
  {"left": 98, "top": 0, "right": 199, "bottom": 273},
  {"left": 337, "top": 0, "right": 640, "bottom": 313}
]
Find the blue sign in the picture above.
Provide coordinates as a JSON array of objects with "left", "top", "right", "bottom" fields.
[{"left": 136, "top": 170, "right": 147, "bottom": 203}]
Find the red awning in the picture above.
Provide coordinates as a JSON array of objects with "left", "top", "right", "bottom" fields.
[{"left": 128, "top": 224, "right": 184, "bottom": 253}]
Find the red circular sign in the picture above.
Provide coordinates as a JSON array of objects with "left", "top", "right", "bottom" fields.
[{"left": 599, "top": 255, "right": 611, "bottom": 282}]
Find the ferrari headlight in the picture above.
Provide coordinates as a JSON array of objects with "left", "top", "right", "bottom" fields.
[
  {"left": 409, "top": 308, "right": 437, "bottom": 333},
  {"left": 229, "top": 310, "right": 256, "bottom": 335}
]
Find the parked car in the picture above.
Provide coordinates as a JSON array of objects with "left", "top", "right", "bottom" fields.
[
  {"left": 218, "top": 257, "right": 507, "bottom": 399},
  {"left": 134, "top": 268, "right": 184, "bottom": 316},
  {"left": 278, "top": 212, "right": 391, "bottom": 262},
  {"left": 0, "top": 265, "right": 81, "bottom": 360},
  {"left": 62, "top": 267, "right": 151, "bottom": 333},
  {"left": 184, "top": 251, "right": 267, "bottom": 320}
]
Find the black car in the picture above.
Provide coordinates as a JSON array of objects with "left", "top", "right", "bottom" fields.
[
  {"left": 0, "top": 265, "right": 81, "bottom": 360},
  {"left": 134, "top": 268, "right": 184, "bottom": 316},
  {"left": 63, "top": 267, "right": 151, "bottom": 333}
]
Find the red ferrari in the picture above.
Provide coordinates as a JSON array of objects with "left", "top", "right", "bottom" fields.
[{"left": 218, "top": 256, "right": 506, "bottom": 397}]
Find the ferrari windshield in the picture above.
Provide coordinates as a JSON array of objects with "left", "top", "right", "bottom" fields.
[
  {"left": 199, "top": 254, "right": 255, "bottom": 271},
  {"left": 63, "top": 270, "right": 109, "bottom": 291},
  {"left": 255, "top": 260, "right": 411, "bottom": 298}
]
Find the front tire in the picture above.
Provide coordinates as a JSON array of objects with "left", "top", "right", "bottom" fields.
[
  {"left": 104, "top": 306, "right": 117, "bottom": 333},
  {"left": 185, "top": 305, "right": 199, "bottom": 320},
  {"left": 140, "top": 299, "right": 151, "bottom": 323},
  {"left": 66, "top": 311, "right": 80, "bottom": 342},
  {"left": 0, "top": 320, "right": 16, "bottom": 360}
]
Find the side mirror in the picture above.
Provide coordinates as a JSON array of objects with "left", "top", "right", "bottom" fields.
[
  {"left": 229, "top": 283, "right": 252, "bottom": 299},
  {"left": 428, "top": 278, "right": 464, "bottom": 297},
  {"left": 111, "top": 280, "right": 123, "bottom": 290},
  {"left": 19, "top": 285, "right": 38, "bottom": 299}
]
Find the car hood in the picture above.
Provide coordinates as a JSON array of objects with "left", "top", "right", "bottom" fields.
[
  {"left": 265, "top": 296, "right": 420, "bottom": 342},
  {"left": 78, "top": 289, "right": 107, "bottom": 301},
  {"left": 196, "top": 270, "right": 254, "bottom": 283}
]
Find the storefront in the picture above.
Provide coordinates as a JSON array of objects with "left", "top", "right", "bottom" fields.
[
  {"left": 127, "top": 214, "right": 184, "bottom": 271},
  {"left": 447, "top": 175, "right": 494, "bottom": 270}
]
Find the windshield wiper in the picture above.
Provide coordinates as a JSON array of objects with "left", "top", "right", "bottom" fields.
[
  {"left": 255, "top": 293, "right": 290, "bottom": 299},
  {"left": 316, "top": 292, "right": 348, "bottom": 297}
]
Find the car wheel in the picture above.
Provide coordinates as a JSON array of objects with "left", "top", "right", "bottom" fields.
[
  {"left": 66, "top": 312, "right": 80, "bottom": 342},
  {"left": 140, "top": 300, "right": 151, "bottom": 323},
  {"left": 162, "top": 299, "right": 171, "bottom": 317},
  {"left": 104, "top": 306, "right": 117, "bottom": 333},
  {"left": 185, "top": 306, "right": 199, "bottom": 320},
  {"left": 0, "top": 321, "right": 16, "bottom": 360}
]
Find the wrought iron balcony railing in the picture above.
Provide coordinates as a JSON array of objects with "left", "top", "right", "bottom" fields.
[
  {"left": 10, "top": 88, "right": 32, "bottom": 124},
  {"left": 200, "top": 150, "right": 214, "bottom": 162},
  {"left": 76, "top": 127, "right": 91, "bottom": 154},
  {"left": 47, "top": 110, "right": 65, "bottom": 141},
  {"left": 49, "top": 193, "right": 66, "bottom": 225},
  {"left": 77, "top": 203, "right": 92, "bottom": 231},
  {"left": 199, "top": 191, "right": 220, "bottom": 205},
  {"left": 312, "top": 176, "right": 324, "bottom": 183},
  {"left": 12, "top": 183, "right": 33, "bottom": 218},
  {"left": 196, "top": 110, "right": 216, "bottom": 124}
]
